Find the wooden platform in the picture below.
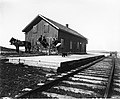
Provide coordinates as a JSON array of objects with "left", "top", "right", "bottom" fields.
[{"left": 8, "top": 54, "right": 103, "bottom": 72}]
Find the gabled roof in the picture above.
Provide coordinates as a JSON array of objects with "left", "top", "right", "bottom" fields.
[{"left": 22, "top": 14, "right": 87, "bottom": 40}]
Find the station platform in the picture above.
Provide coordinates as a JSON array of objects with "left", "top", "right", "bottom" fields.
[{"left": 8, "top": 54, "right": 104, "bottom": 72}]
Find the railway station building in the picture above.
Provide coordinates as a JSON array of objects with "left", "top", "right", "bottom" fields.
[{"left": 22, "top": 14, "right": 88, "bottom": 54}]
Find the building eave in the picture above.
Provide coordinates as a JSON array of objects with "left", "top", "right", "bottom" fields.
[
  {"left": 59, "top": 28, "right": 88, "bottom": 41},
  {"left": 22, "top": 14, "right": 88, "bottom": 42},
  {"left": 22, "top": 14, "right": 59, "bottom": 32},
  {"left": 39, "top": 14, "right": 59, "bottom": 30}
]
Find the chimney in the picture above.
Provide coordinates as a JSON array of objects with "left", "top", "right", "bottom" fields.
[{"left": 66, "top": 24, "right": 69, "bottom": 28}]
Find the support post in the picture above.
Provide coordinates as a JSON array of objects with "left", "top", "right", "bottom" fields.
[{"left": 47, "top": 37, "right": 52, "bottom": 55}]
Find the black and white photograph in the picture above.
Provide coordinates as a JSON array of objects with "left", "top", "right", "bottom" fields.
[{"left": 0, "top": 0, "right": 120, "bottom": 98}]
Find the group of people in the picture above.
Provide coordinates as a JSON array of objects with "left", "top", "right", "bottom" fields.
[
  {"left": 38, "top": 35, "right": 49, "bottom": 48},
  {"left": 38, "top": 35, "right": 61, "bottom": 49}
]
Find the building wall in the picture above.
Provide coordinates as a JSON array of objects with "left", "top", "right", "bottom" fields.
[
  {"left": 58, "top": 30, "right": 87, "bottom": 53},
  {"left": 25, "top": 20, "right": 58, "bottom": 51},
  {"left": 25, "top": 19, "right": 87, "bottom": 53}
]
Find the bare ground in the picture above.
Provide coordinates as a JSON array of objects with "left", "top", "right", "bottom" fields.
[{"left": 0, "top": 58, "right": 54, "bottom": 98}]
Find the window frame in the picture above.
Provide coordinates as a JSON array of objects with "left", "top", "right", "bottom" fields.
[
  {"left": 61, "top": 38, "right": 64, "bottom": 48},
  {"left": 44, "top": 23, "right": 49, "bottom": 33},
  {"left": 70, "top": 41, "right": 72, "bottom": 49},
  {"left": 33, "top": 24, "right": 38, "bottom": 33},
  {"left": 77, "top": 42, "right": 79, "bottom": 49}
]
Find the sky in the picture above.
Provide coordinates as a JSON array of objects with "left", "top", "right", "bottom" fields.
[{"left": 0, "top": 0, "right": 120, "bottom": 51}]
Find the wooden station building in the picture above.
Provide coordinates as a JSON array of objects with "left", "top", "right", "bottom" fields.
[{"left": 22, "top": 14, "right": 88, "bottom": 54}]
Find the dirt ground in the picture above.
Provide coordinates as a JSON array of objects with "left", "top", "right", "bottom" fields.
[{"left": 0, "top": 58, "right": 54, "bottom": 98}]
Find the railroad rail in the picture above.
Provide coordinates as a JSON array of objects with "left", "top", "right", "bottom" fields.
[
  {"left": 104, "top": 57, "right": 115, "bottom": 98},
  {"left": 109, "top": 57, "right": 120, "bottom": 98},
  {"left": 17, "top": 55, "right": 105, "bottom": 98},
  {"left": 16, "top": 56, "right": 117, "bottom": 98},
  {"left": 40, "top": 56, "right": 115, "bottom": 98}
]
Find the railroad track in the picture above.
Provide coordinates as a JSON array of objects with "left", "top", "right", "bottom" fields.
[
  {"left": 17, "top": 56, "right": 117, "bottom": 98},
  {"left": 110, "top": 57, "right": 120, "bottom": 98}
]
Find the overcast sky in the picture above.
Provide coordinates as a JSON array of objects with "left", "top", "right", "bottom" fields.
[{"left": 0, "top": 0, "right": 120, "bottom": 51}]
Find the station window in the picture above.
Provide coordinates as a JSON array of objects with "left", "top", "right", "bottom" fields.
[
  {"left": 82, "top": 43, "right": 85, "bottom": 52},
  {"left": 61, "top": 39, "right": 64, "bottom": 48},
  {"left": 44, "top": 23, "right": 49, "bottom": 33},
  {"left": 70, "top": 41, "right": 72, "bottom": 49},
  {"left": 33, "top": 24, "right": 38, "bottom": 33},
  {"left": 77, "top": 42, "right": 79, "bottom": 49}
]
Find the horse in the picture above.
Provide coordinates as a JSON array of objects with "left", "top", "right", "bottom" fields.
[{"left": 9, "top": 37, "right": 31, "bottom": 53}]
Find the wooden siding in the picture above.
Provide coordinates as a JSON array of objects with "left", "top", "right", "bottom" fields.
[
  {"left": 25, "top": 19, "right": 87, "bottom": 53},
  {"left": 58, "top": 30, "right": 87, "bottom": 53},
  {"left": 25, "top": 19, "right": 58, "bottom": 51}
]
